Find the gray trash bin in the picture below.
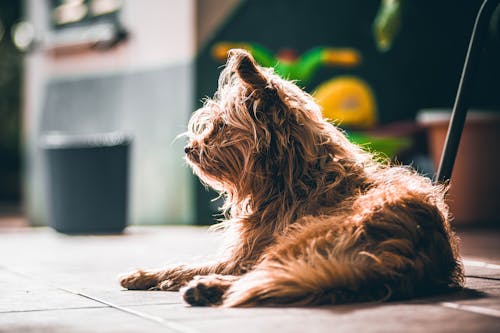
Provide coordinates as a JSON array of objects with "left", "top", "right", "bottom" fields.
[{"left": 41, "top": 132, "right": 131, "bottom": 234}]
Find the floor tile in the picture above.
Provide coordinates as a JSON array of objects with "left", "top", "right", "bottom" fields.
[
  {"left": 464, "top": 260, "right": 500, "bottom": 279},
  {"left": 79, "top": 289, "right": 182, "bottom": 307},
  {"left": 172, "top": 303, "right": 500, "bottom": 333},
  {"left": 0, "top": 307, "right": 176, "bottom": 333},
  {"left": 0, "top": 226, "right": 498, "bottom": 333},
  {"left": 0, "top": 269, "right": 103, "bottom": 313},
  {"left": 458, "top": 230, "right": 500, "bottom": 263}
]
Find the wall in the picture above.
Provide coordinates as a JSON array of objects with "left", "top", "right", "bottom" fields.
[{"left": 24, "top": 0, "right": 196, "bottom": 225}]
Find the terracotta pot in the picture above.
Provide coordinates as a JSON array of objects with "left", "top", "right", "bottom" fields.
[{"left": 417, "top": 110, "right": 500, "bottom": 225}]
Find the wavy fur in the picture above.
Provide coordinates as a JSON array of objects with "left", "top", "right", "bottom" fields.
[{"left": 120, "top": 49, "right": 463, "bottom": 307}]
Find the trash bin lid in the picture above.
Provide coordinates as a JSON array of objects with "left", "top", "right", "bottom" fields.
[{"left": 40, "top": 132, "right": 132, "bottom": 149}]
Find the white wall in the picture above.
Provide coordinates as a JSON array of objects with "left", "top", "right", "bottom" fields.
[
  {"left": 45, "top": 0, "right": 195, "bottom": 76},
  {"left": 24, "top": 0, "right": 196, "bottom": 225}
]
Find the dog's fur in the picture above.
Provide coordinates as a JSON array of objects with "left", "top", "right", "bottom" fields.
[{"left": 120, "top": 49, "right": 463, "bottom": 307}]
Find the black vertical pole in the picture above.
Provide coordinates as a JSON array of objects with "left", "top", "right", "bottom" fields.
[{"left": 434, "top": 0, "right": 500, "bottom": 184}]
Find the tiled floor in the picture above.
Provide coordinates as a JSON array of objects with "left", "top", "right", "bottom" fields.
[{"left": 0, "top": 224, "right": 499, "bottom": 333}]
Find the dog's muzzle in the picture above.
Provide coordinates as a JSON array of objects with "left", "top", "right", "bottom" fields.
[{"left": 184, "top": 145, "right": 200, "bottom": 163}]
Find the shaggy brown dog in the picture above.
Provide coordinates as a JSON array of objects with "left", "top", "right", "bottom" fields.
[{"left": 120, "top": 49, "right": 463, "bottom": 307}]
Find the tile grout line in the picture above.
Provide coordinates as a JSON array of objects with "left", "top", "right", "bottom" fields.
[
  {"left": 2, "top": 268, "right": 202, "bottom": 333},
  {"left": 0, "top": 305, "right": 110, "bottom": 314},
  {"left": 464, "top": 275, "right": 500, "bottom": 281},
  {"left": 442, "top": 258, "right": 500, "bottom": 319},
  {"left": 463, "top": 258, "right": 500, "bottom": 280},
  {"left": 69, "top": 290, "right": 203, "bottom": 333}
]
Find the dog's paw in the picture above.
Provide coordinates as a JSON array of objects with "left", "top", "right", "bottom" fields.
[
  {"left": 119, "top": 269, "right": 159, "bottom": 290},
  {"left": 181, "top": 276, "right": 226, "bottom": 306}
]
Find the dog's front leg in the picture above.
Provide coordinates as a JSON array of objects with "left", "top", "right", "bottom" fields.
[
  {"left": 120, "top": 231, "right": 268, "bottom": 291},
  {"left": 119, "top": 262, "right": 227, "bottom": 291}
]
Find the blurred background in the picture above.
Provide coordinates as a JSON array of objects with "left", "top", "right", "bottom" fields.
[{"left": 0, "top": 0, "right": 499, "bottom": 231}]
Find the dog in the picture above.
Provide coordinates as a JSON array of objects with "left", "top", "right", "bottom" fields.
[{"left": 120, "top": 49, "right": 463, "bottom": 307}]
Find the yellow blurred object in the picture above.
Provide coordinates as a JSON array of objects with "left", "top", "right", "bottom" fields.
[
  {"left": 314, "top": 76, "right": 377, "bottom": 129},
  {"left": 321, "top": 49, "right": 361, "bottom": 67},
  {"left": 211, "top": 42, "right": 249, "bottom": 60}
]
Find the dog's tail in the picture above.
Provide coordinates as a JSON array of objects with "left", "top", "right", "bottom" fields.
[{"left": 221, "top": 245, "right": 393, "bottom": 307}]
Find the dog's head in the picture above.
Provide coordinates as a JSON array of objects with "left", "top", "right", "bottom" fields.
[{"left": 185, "top": 49, "right": 367, "bottom": 205}]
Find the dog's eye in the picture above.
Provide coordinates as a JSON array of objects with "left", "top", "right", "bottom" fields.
[
  {"left": 211, "top": 121, "right": 224, "bottom": 134},
  {"left": 216, "top": 122, "right": 225, "bottom": 132}
]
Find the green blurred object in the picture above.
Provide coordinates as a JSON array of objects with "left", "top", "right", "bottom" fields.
[
  {"left": 347, "top": 132, "right": 411, "bottom": 158},
  {"left": 373, "top": 0, "right": 403, "bottom": 52},
  {"left": 212, "top": 42, "right": 360, "bottom": 86}
]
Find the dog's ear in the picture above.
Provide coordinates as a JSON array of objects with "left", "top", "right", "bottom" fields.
[{"left": 228, "top": 49, "right": 268, "bottom": 90}]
